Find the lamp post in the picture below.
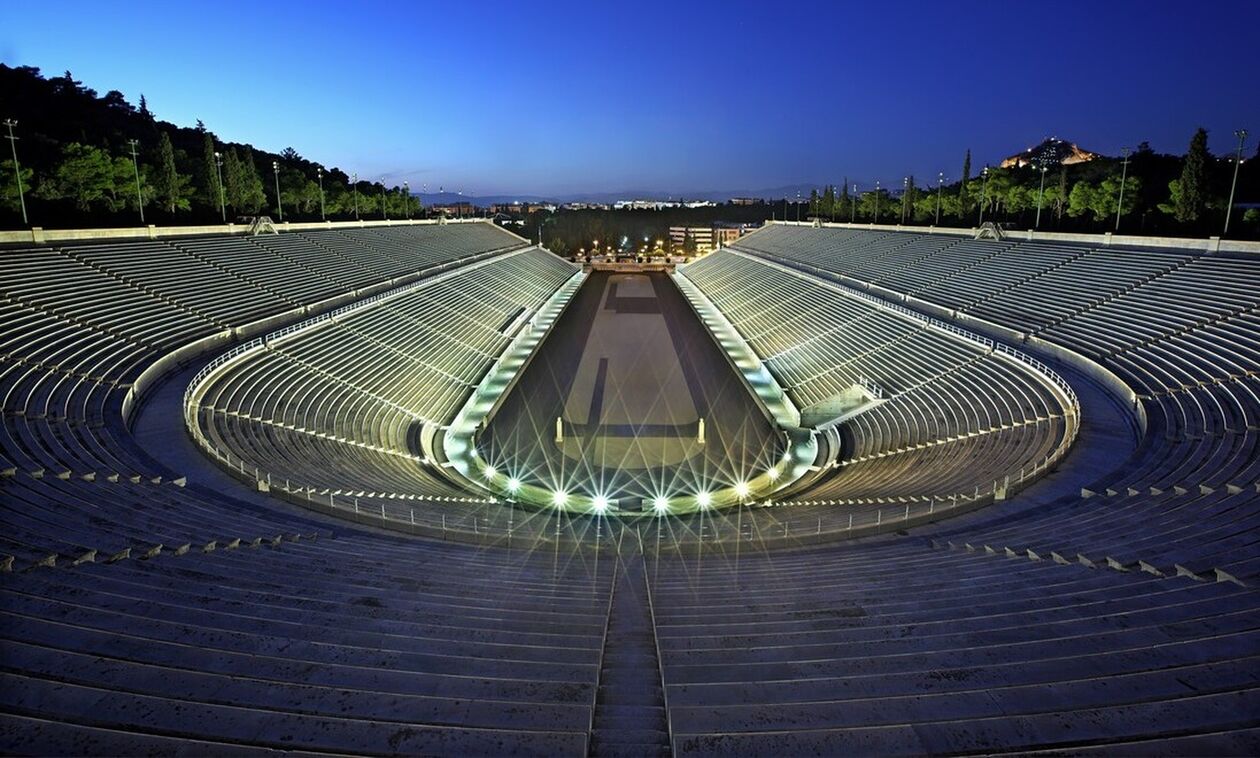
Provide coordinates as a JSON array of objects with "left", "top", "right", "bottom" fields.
[
  {"left": 272, "top": 160, "right": 283, "bottom": 221},
  {"left": 796, "top": 190, "right": 801, "bottom": 222},
  {"left": 1115, "top": 147, "right": 1131, "bottom": 232},
  {"left": 1224, "top": 129, "right": 1248, "bottom": 236},
  {"left": 831, "top": 184, "right": 836, "bottom": 223},
  {"left": 935, "top": 172, "right": 944, "bottom": 226},
  {"left": 901, "top": 177, "right": 909, "bottom": 224},
  {"left": 851, "top": 183, "right": 857, "bottom": 223},
  {"left": 1034, "top": 165, "right": 1048, "bottom": 229},
  {"left": 381, "top": 178, "right": 388, "bottom": 220},
  {"left": 351, "top": 173, "right": 359, "bottom": 220},
  {"left": 874, "top": 180, "right": 881, "bottom": 224},
  {"left": 214, "top": 151, "right": 226, "bottom": 222},
  {"left": 403, "top": 181, "right": 410, "bottom": 219},
  {"left": 2, "top": 119, "right": 27, "bottom": 225},
  {"left": 127, "top": 139, "right": 145, "bottom": 224},
  {"left": 316, "top": 168, "right": 325, "bottom": 220},
  {"left": 977, "top": 167, "right": 990, "bottom": 226}
]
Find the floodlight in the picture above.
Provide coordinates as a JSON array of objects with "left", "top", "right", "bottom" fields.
[
  {"left": 653, "top": 496, "right": 669, "bottom": 513},
  {"left": 592, "top": 495, "right": 610, "bottom": 513},
  {"left": 507, "top": 477, "right": 520, "bottom": 492},
  {"left": 482, "top": 465, "right": 496, "bottom": 480},
  {"left": 552, "top": 490, "right": 568, "bottom": 507},
  {"left": 735, "top": 481, "right": 750, "bottom": 498},
  {"left": 767, "top": 466, "right": 781, "bottom": 481},
  {"left": 696, "top": 491, "right": 712, "bottom": 508}
]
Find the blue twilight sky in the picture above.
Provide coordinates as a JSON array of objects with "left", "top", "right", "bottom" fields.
[{"left": 2, "top": 0, "right": 1257, "bottom": 197}]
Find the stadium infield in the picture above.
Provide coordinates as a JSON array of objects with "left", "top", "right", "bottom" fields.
[{"left": 481, "top": 270, "right": 782, "bottom": 510}]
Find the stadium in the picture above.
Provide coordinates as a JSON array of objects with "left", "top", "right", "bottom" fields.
[{"left": 2, "top": 214, "right": 1258, "bottom": 754}]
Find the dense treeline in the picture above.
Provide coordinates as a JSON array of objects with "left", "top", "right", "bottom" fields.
[
  {"left": 800, "top": 132, "right": 1257, "bottom": 239},
  {"left": 0, "top": 65, "right": 420, "bottom": 228}
]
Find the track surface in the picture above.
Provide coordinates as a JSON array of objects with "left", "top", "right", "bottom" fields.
[{"left": 482, "top": 271, "right": 781, "bottom": 509}]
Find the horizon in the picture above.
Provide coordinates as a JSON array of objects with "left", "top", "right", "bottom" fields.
[{"left": 2, "top": 0, "right": 1258, "bottom": 196}]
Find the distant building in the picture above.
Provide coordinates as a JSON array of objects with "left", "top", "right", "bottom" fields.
[
  {"left": 668, "top": 222, "right": 760, "bottom": 252},
  {"left": 729, "top": 197, "right": 759, "bottom": 206},
  {"left": 1001, "top": 137, "right": 1100, "bottom": 169}
]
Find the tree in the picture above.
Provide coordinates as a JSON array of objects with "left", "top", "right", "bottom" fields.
[
  {"left": 150, "top": 132, "right": 192, "bottom": 214},
  {"left": 239, "top": 151, "right": 267, "bottom": 213},
  {"left": 0, "top": 160, "right": 33, "bottom": 213},
  {"left": 202, "top": 133, "right": 222, "bottom": 211},
  {"left": 1171, "top": 127, "right": 1209, "bottom": 223},
  {"left": 36, "top": 142, "right": 115, "bottom": 211},
  {"left": 958, "top": 149, "right": 972, "bottom": 219},
  {"left": 1055, "top": 168, "right": 1068, "bottom": 221}
]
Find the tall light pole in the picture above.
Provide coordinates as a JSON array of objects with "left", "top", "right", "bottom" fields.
[
  {"left": 381, "top": 178, "right": 387, "bottom": 220},
  {"left": 127, "top": 139, "right": 145, "bottom": 224},
  {"left": 977, "top": 167, "right": 990, "bottom": 226},
  {"left": 2, "top": 119, "right": 27, "bottom": 225},
  {"left": 1115, "top": 147, "right": 1131, "bottom": 232},
  {"left": 874, "top": 180, "right": 881, "bottom": 224},
  {"left": 1224, "top": 129, "right": 1248, "bottom": 236},
  {"left": 935, "top": 173, "right": 944, "bottom": 225},
  {"left": 796, "top": 190, "right": 801, "bottom": 222},
  {"left": 272, "top": 160, "right": 283, "bottom": 221},
  {"left": 901, "top": 176, "right": 909, "bottom": 224},
  {"left": 830, "top": 184, "right": 836, "bottom": 223},
  {"left": 316, "top": 168, "right": 325, "bottom": 220},
  {"left": 851, "top": 183, "right": 858, "bottom": 223},
  {"left": 403, "top": 181, "right": 410, "bottom": 219},
  {"left": 214, "top": 151, "right": 226, "bottom": 222},
  {"left": 351, "top": 173, "right": 359, "bottom": 220},
  {"left": 1034, "top": 165, "right": 1049, "bottom": 229}
]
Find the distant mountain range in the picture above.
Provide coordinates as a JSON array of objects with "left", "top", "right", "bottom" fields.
[{"left": 415, "top": 184, "right": 836, "bottom": 206}]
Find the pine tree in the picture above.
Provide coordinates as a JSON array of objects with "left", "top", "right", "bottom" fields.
[
  {"left": 958, "top": 149, "right": 971, "bottom": 218},
  {"left": 151, "top": 132, "right": 188, "bottom": 214},
  {"left": 138, "top": 94, "right": 152, "bottom": 121},
  {"left": 1055, "top": 168, "right": 1068, "bottom": 221},
  {"left": 202, "top": 133, "right": 221, "bottom": 212},
  {"left": 1174, "top": 127, "right": 1209, "bottom": 224}
]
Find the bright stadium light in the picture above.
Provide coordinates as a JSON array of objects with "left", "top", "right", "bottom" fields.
[
  {"left": 506, "top": 477, "right": 521, "bottom": 493},
  {"left": 735, "top": 481, "right": 750, "bottom": 499},
  {"left": 592, "top": 494, "right": 610, "bottom": 514},
  {"left": 482, "top": 465, "right": 496, "bottom": 480},
  {"left": 696, "top": 491, "right": 712, "bottom": 509},
  {"left": 653, "top": 496, "right": 669, "bottom": 514},
  {"left": 767, "top": 466, "right": 781, "bottom": 482},
  {"left": 552, "top": 490, "right": 568, "bottom": 507}
]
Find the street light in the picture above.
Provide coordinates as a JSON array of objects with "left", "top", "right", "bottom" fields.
[
  {"left": 272, "top": 160, "right": 283, "bottom": 221},
  {"left": 351, "top": 173, "right": 359, "bottom": 220},
  {"left": 796, "top": 190, "right": 801, "bottom": 222},
  {"left": 874, "top": 180, "right": 881, "bottom": 224},
  {"left": 935, "top": 172, "right": 944, "bottom": 226},
  {"left": 316, "top": 168, "right": 325, "bottom": 220},
  {"left": 851, "top": 183, "right": 858, "bottom": 223},
  {"left": 127, "top": 139, "right": 145, "bottom": 224},
  {"left": 381, "top": 178, "right": 387, "bottom": 220},
  {"left": 1224, "top": 129, "right": 1248, "bottom": 236},
  {"left": 214, "top": 151, "right": 226, "bottom": 222},
  {"left": 1115, "top": 147, "right": 1131, "bottom": 232},
  {"left": 403, "top": 181, "right": 410, "bottom": 219},
  {"left": 901, "top": 176, "right": 909, "bottom": 224},
  {"left": 1034, "top": 164, "right": 1049, "bottom": 229},
  {"left": 977, "top": 167, "right": 990, "bottom": 226},
  {"left": 2, "top": 118, "right": 27, "bottom": 225}
]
